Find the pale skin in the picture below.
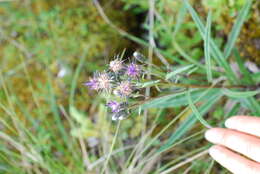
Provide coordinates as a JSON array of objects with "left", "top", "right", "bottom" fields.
[{"left": 204, "top": 116, "right": 260, "bottom": 174}]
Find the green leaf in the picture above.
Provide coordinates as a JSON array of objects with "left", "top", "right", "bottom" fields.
[
  {"left": 183, "top": 0, "right": 237, "bottom": 84},
  {"left": 187, "top": 89, "right": 212, "bottom": 128},
  {"left": 136, "top": 80, "right": 160, "bottom": 88},
  {"left": 69, "top": 106, "right": 89, "bottom": 125},
  {"left": 224, "top": 0, "right": 252, "bottom": 59},
  {"left": 69, "top": 50, "right": 87, "bottom": 106},
  {"left": 222, "top": 89, "right": 260, "bottom": 98},
  {"left": 241, "top": 97, "right": 260, "bottom": 116},
  {"left": 233, "top": 48, "right": 254, "bottom": 85},
  {"left": 173, "top": 42, "right": 205, "bottom": 69},
  {"left": 252, "top": 72, "right": 260, "bottom": 84},
  {"left": 141, "top": 89, "right": 220, "bottom": 109},
  {"left": 204, "top": 11, "right": 212, "bottom": 82},
  {"left": 158, "top": 91, "right": 222, "bottom": 152},
  {"left": 173, "top": 2, "right": 187, "bottom": 37},
  {"left": 165, "top": 64, "right": 195, "bottom": 80},
  {"left": 225, "top": 102, "right": 240, "bottom": 118}
]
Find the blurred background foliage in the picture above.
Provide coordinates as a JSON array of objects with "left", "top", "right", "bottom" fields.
[{"left": 0, "top": 0, "right": 259, "bottom": 173}]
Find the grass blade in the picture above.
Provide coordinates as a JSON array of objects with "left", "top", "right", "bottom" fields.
[
  {"left": 187, "top": 89, "right": 212, "bottom": 128},
  {"left": 137, "top": 80, "right": 160, "bottom": 88},
  {"left": 158, "top": 91, "right": 222, "bottom": 152},
  {"left": 141, "top": 89, "right": 220, "bottom": 109},
  {"left": 173, "top": 42, "right": 205, "bottom": 69},
  {"left": 204, "top": 11, "right": 212, "bottom": 82},
  {"left": 224, "top": 0, "right": 252, "bottom": 59},
  {"left": 233, "top": 48, "right": 254, "bottom": 85},
  {"left": 222, "top": 89, "right": 260, "bottom": 98},
  {"left": 241, "top": 97, "right": 260, "bottom": 116},
  {"left": 165, "top": 64, "right": 195, "bottom": 80},
  {"left": 69, "top": 49, "right": 87, "bottom": 106},
  {"left": 183, "top": 0, "right": 237, "bottom": 84},
  {"left": 173, "top": 2, "right": 187, "bottom": 37}
]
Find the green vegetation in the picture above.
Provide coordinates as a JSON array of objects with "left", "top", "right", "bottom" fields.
[{"left": 0, "top": 0, "right": 259, "bottom": 173}]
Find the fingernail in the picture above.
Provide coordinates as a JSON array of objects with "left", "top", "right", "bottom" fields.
[
  {"left": 225, "top": 118, "right": 235, "bottom": 128},
  {"left": 209, "top": 146, "right": 221, "bottom": 157},
  {"left": 205, "top": 129, "right": 222, "bottom": 144},
  {"left": 209, "top": 146, "right": 221, "bottom": 159}
]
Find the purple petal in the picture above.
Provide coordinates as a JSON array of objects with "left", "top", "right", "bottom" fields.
[{"left": 107, "top": 101, "right": 120, "bottom": 113}]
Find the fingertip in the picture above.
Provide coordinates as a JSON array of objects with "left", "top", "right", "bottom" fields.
[
  {"left": 204, "top": 129, "right": 213, "bottom": 142},
  {"left": 208, "top": 145, "right": 260, "bottom": 174},
  {"left": 225, "top": 116, "right": 260, "bottom": 137},
  {"left": 225, "top": 117, "right": 237, "bottom": 128},
  {"left": 204, "top": 128, "right": 223, "bottom": 144},
  {"left": 208, "top": 145, "right": 220, "bottom": 157}
]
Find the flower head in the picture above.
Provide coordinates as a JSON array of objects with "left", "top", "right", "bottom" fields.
[
  {"left": 97, "top": 72, "right": 112, "bottom": 91},
  {"left": 84, "top": 51, "right": 145, "bottom": 121},
  {"left": 126, "top": 63, "right": 141, "bottom": 78},
  {"left": 85, "top": 77, "right": 99, "bottom": 91},
  {"left": 107, "top": 101, "right": 121, "bottom": 113},
  {"left": 107, "top": 101, "right": 129, "bottom": 120},
  {"left": 112, "top": 110, "right": 129, "bottom": 121},
  {"left": 109, "top": 59, "right": 123, "bottom": 73},
  {"left": 115, "top": 81, "right": 133, "bottom": 97}
]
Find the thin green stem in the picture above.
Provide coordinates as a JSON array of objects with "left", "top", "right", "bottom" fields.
[{"left": 101, "top": 121, "right": 121, "bottom": 174}]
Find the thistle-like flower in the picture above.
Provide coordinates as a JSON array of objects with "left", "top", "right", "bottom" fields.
[
  {"left": 115, "top": 81, "right": 133, "bottom": 97},
  {"left": 85, "top": 77, "right": 99, "bottom": 91},
  {"left": 126, "top": 63, "right": 141, "bottom": 78},
  {"left": 106, "top": 101, "right": 129, "bottom": 120},
  {"left": 109, "top": 59, "right": 124, "bottom": 73},
  {"left": 97, "top": 72, "right": 112, "bottom": 92},
  {"left": 107, "top": 101, "right": 121, "bottom": 113},
  {"left": 85, "top": 51, "right": 145, "bottom": 121}
]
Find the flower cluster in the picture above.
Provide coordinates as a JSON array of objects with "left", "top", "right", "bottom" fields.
[{"left": 85, "top": 53, "right": 143, "bottom": 121}]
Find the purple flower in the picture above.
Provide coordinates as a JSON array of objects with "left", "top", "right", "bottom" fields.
[
  {"left": 109, "top": 59, "right": 123, "bottom": 73},
  {"left": 97, "top": 72, "right": 112, "bottom": 92},
  {"left": 107, "top": 101, "right": 121, "bottom": 113},
  {"left": 126, "top": 63, "right": 141, "bottom": 78},
  {"left": 85, "top": 77, "right": 99, "bottom": 90},
  {"left": 115, "top": 81, "right": 133, "bottom": 97}
]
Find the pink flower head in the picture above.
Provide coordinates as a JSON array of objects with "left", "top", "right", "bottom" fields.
[
  {"left": 85, "top": 77, "right": 99, "bottom": 91},
  {"left": 116, "top": 81, "right": 133, "bottom": 97},
  {"left": 109, "top": 59, "right": 123, "bottom": 73},
  {"left": 97, "top": 72, "right": 112, "bottom": 91},
  {"left": 107, "top": 101, "right": 121, "bottom": 113},
  {"left": 126, "top": 63, "right": 141, "bottom": 78}
]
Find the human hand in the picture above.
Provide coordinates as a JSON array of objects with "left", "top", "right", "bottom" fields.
[{"left": 205, "top": 116, "right": 260, "bottom": 174}]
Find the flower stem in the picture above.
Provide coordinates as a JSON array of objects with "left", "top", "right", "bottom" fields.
[{"left": 157, "top": 82, "right": 254, "bottom": 89}]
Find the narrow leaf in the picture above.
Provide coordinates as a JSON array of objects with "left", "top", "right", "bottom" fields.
[
  {"left": 69, "top": 106, "right": 87, "bottom": 124},
  {"left": 233, "top": 48, "right": 254, "bottom": 85},
  {"left": 241, "top": 97, "right": 260, "bottom": 115},
  {"left": 187, "top": 89, "right": 212, "bottom": 128},
  {"left": 224, "top": 0, "right": 252, "bottom": 59},
  {"left": 158, "top": 92, "right": 222, "bottom": 152},
  {"left": 222, "top": 89, "right": 260, "bottom": 99},
  {"left": 137, "top": 80, "right": 160, "bottom": 88},
  {"left": 173, "top": 2, "right": 187, "bottom": 37},
  {"left": 165, "top": 64, "right": 195, "bottom": 80},
  {"left": 204, "top": 11, "right": 212, "bottom": 82},
  {"left": 141, "top": 89, "right": 220, "bottom": 109},
  {"left": 183, "top": 0, "right": 237, "bottom": 84}
]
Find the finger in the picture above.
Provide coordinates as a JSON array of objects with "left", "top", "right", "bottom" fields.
[
  {"left": 209, "top": 145, "right": 260, "bottom": 174},
  {"left": 205, "top": 128, "right": 260, "bottom": 162},
  {"left": 225, "top": 116, "right": 260, "bottom": 137}
]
